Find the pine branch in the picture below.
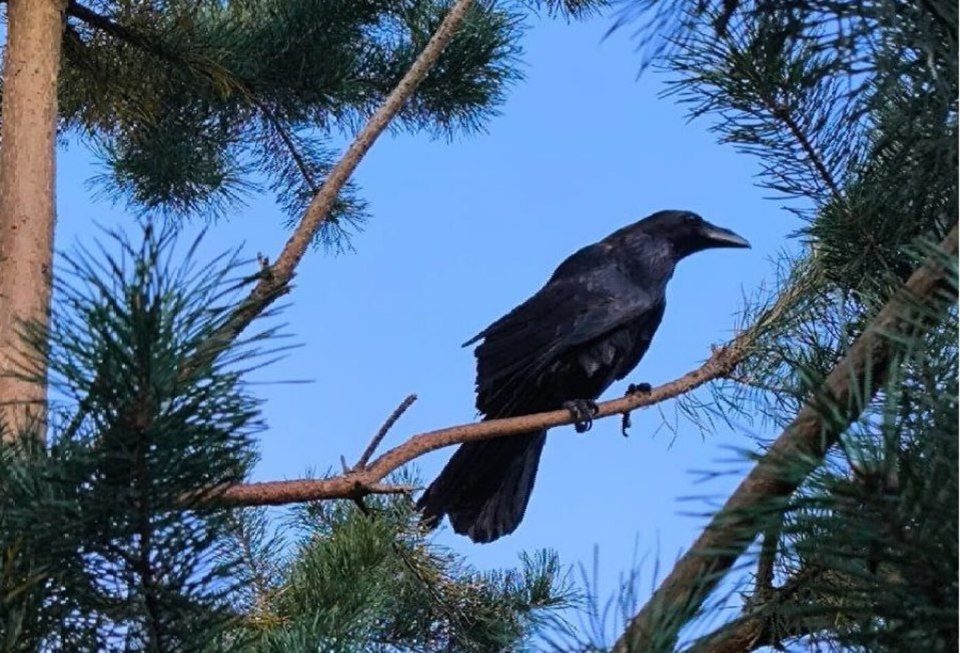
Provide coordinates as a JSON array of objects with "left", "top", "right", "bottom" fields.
[
  {"left": 723, "top": 23, "right": 844, "bottom": 201},
  {"left": 65, "top": 1, "right": 205, "bottom": 77},
  {"left": 67, "top": 0, "right": 348, "bottom": 205},
  {"left": 197, "top": 0, "right": 477, "bottom": 357},
  {"left": 202, "top": 270, "right": 819, "bottom": 507},
  {"left": 255, "top": 99, "right": 321, "bottom": 195},
  {"left": 769, "top": 103, "right": 841, "bottom": 200},
  {"left": 613, "top": 224, "right": 959, "bottom": 653},
  {"left": 208, "top": 352, "right": 737, "bottom": 506},
  {"left": 66, "top": 2, "right": 140, "bottom": 43},
  {"left": 687, "top": 567, "right": 826, "bottom": 653}
]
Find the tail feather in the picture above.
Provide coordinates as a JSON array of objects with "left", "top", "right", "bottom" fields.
[{"left": 416, "top": 431, "right": 547, "bottom": 543}]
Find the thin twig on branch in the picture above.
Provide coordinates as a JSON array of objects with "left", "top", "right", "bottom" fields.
[
  {"left": 612, "top": 225, "right": 958, "bottom": 653},
  {"left": 356, "top": 394, "right": 418, "bottom": 471}
]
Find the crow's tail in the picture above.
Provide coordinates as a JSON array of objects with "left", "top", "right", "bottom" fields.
[{"left": 416, "top": 430, "right": 547, "bottom": 543}]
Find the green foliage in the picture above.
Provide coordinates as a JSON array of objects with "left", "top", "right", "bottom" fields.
[
  {"left": 1, "top": 3, "right": 614, "bottom": 649},
  {"left": 663, "top": 0, "right": 955, "bottom": 282},
  {"left": 47, "top": 0, "right": 608, "bottom": 248},
  {"left": 61, "top": 0, "right": 517, "bottom": 244},
  {"left": 779, "top": 305, "right": 959, "bottom": 651},
  {"left": 220, "top": 480, "right": 574, "bottom": 651},
  {"left": 0, "top": 224, "right": 272, "bottom": 650},
  {"left": 670, "top": 1, "right": 958, "bottom": 649}
]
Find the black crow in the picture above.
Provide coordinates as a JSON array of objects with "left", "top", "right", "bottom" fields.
[{"left": 416, "top": 210, "right": 750, "bottom": 543}]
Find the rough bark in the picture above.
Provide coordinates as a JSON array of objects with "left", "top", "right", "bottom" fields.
[{"left": 0, "top": 0, "right": 67, "bottom": 442}]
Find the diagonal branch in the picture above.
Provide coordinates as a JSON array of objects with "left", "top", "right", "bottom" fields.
[
  {"left": 254, "top": 98, "right": 321, "bottom": 194},
  {"left": 65, "top": 1, "right": 227, "bottom": 84},
  {"left": 70, "top": 0, "right": 475, "bottom": 354},
  {"left": 67, "top": 2, "right": 155, "bottom": 50},
  {"left": 197, "top": 0, "right": 476, "bottom": 357},
  {"left": 612, "top": 224, "right": 958, "bottom": 653}
]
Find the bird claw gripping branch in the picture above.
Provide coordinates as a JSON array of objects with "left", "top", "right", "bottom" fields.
[
  {"left": 622, "top": 382, "right": 652, "bottom": 436},
  {"left": 563, "top": 399, "right": 600, "bottom": 433}
]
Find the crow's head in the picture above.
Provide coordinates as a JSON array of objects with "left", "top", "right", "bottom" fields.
[{"left": 634, "top": 210, "right": 750, "bottom": 258}]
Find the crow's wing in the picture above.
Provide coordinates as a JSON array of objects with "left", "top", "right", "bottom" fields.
[{"left": 467, "top": 260, "right": 661, "bottom": 417}]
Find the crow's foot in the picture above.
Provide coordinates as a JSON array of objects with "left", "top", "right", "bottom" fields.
[
  {"left": 622, "top": 382, "right": 652, "bottom": 437},
  {"left": 563, "top": 399, "right": 599, "bottom": 433}
]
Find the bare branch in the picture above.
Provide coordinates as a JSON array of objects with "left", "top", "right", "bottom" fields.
[
  {"left": 613, "top": 224, "right": 958, "bottom": 653},
  {"left": 213, "top": 346, "right": 742, "bottom": 506},
  {"left": 59, "top": 0, "right": 476, "bottom": 437},
  {"left": 356, "top": 394, "right": 418, "bottom": 471},
  {"left": 366, "top": 483, "right": 418, "bottom": 495}
]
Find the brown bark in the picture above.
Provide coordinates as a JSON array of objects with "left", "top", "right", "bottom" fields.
[
  {"left": 0, "top": 0, "right": 67, "bottom": 442},
  {"left": 613, "top": 225, "right": 958, "bottom": 652}
]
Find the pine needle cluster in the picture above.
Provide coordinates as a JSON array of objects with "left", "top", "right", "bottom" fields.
[{"left": 222, "top": 484, "right": 574, "bottom": 651}]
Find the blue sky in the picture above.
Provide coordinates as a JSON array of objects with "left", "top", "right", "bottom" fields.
[{"left": 55, "top": 9, "right": 798, "bottom": 641}]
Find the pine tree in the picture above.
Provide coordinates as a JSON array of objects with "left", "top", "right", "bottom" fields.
[
  {"left": 549, "top": 1, "right": 957, "bottom": 650},
  {"left": 222, "top": 483, "right": 573, "bottom": 651},
  {"left": 0, "top": 1, "right": 608, "bottom": 649},
  {"left": 0, "top": 0, "right": 606, "bottom": 438}
]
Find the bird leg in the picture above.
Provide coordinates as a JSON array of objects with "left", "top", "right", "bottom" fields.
[
  {"left": 563, "top": 399, "right": 600, "bottom": 433},
  {"left": 621, "top": 382, "right": 652, "bottom": 437}
]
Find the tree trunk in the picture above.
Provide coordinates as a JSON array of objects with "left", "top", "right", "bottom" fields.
[{"left": 0, "top": 0, "right": 66, "bottom": 442}]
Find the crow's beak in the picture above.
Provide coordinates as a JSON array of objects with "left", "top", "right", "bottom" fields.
[{"left": 701, "top": 222, "right": 751, "bottom": 249}]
